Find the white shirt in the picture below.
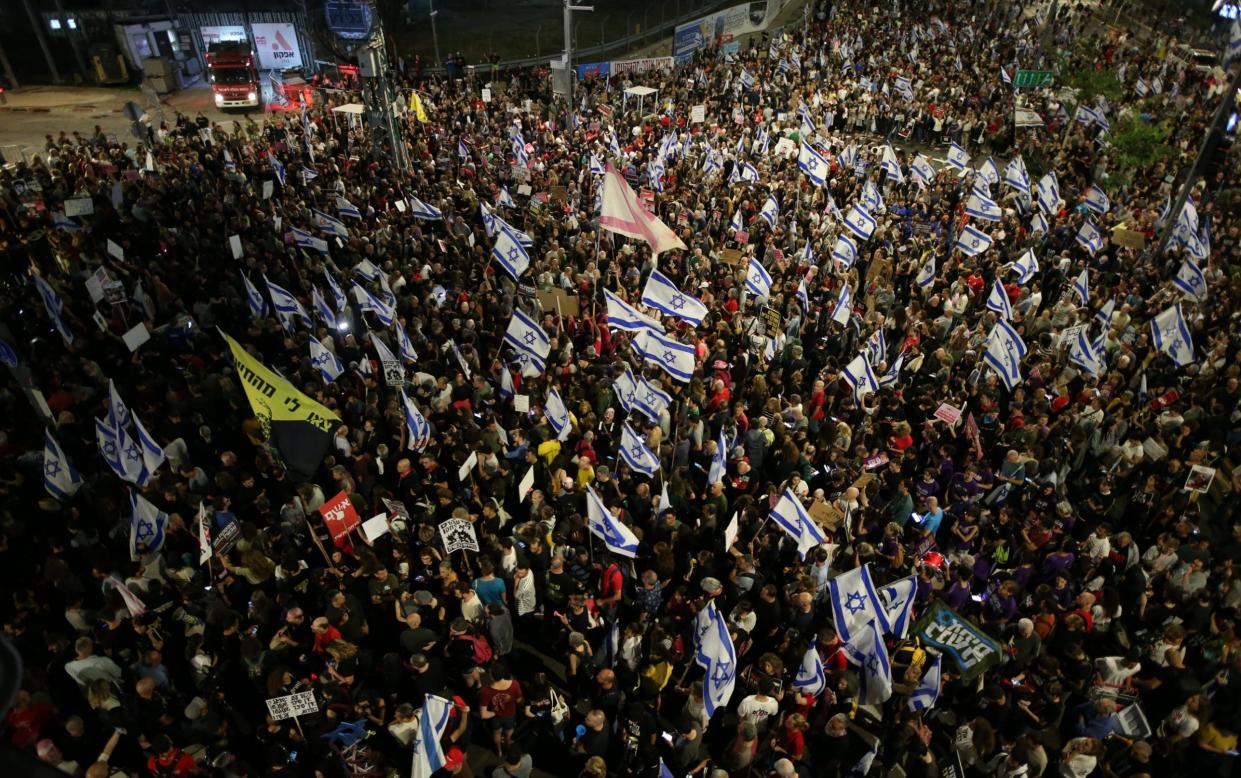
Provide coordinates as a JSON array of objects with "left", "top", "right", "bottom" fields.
[
  {"left": 736, "top": 694, "right": 778, "bottom": 729},
  {"left": 64, "top": 654, "right": 123, "bottom": 687},
  {"left": 514, "top": 574, "right": 537, "bottom": 617}
]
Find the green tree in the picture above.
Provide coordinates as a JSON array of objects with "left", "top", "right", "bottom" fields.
[
  {"left": 1065, "top": 65, "right": 1124, "bottom": 104},
  {"left": 1107, "top": 113, "right": 1174, "bottom": 188}
]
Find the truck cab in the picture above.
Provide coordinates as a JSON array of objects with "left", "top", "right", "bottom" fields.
[{"left": 206, "top": 41, "right": 260, "bottom": 108}]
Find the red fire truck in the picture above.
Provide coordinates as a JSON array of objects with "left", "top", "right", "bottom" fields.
[{"left": 206, "top": 41, "right": 260, "bottom": 109}]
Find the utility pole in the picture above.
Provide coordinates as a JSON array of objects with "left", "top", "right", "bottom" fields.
[
  {"left": 429, "top": 0, "right": 441, "bottom": 67},
  {"left": 52, "top": 0, "right": 88, "bottom": 80},
  {"left": 1154, "top": 59, "right": 1241, "bottom": 255},
  {"left": 562, "top": 0, "right": 593, "bottom": 107},
  {"left": 356, "top": 10, "right": 409, "bottom": 175},
  {"left": 0, "top": 37, "right": 19, "bottom": 91}
]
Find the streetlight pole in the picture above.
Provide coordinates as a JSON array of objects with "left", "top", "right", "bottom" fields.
[
  {"left": 563, "top": 0, "right": 593, "bottom": 107},
  {"left": 429, "top": 0, "right": 441, "bottom": 66}
]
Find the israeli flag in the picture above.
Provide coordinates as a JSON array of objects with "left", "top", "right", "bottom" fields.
[
  {"left": 881, "top": 145, "right": 904, "bottom": 183},
  {"left": 603, "top": 289, "right": 664, "bottom": 335},
  {"left": 388, "top": 324, "right": 414, "bottom": 365},
  {"left": 986, "top": 279, "right": 1013, "bottom": 320},
  {"left": 129, "top": 491, "right": 168, "bottom": 559},
  {"left": 707, "top": 425, "right": 727, "bottom": 485},
  {"left": 694, "top": 602, "right": 738, "bottom": 717},
  {"left": 97, "top": 418, "right": 148, "bottom": 486},
  {"left": 608, "top": 133, "right": 622, "bottom": 159},
  {"left": 739, "top": 67, "right": 755, "bottom": 89},
  {"left": 1151, "top": 304, "right": 1194, "bottom": 367},
  {"left": 1011, "top": 248, "right": 1039, "bottom": 284},
  {"left": 915, "top": 255, "right": 937, "bottom": 289},
  {"left": 1076, "top": 221, "right": 1104, "bottom": 255},
  {"left": 1095, "top": 297, "right": 1116, "bottom": 328},
  {"left": 586, "top": 485, "right": 640, "bottom": 557},
  {"left": 132, "top": 413, "right": 166, "bottom": 476},
  {"left": 964, "top": 192, "right": 1002, "bottom": 222},
  {"left": 828, "top": 564, "right": 886, "bottom": 643},
  {"left": 268, "top": 152, "right": 286, "bottom": 187},
  {"left": 223, "top": 148, "right": 236, "bottom": 172},
  {"left": 798, "top": 141, "right": 829, "bottom": 186},
  {"left": 839, "top": 143, "right": 857, "bottom": 170},
  {"left": 832, "top": 234, "right": 858, "bottom": 268},
  {"left": 910, "top": 153, "right": 935, "bottom": 186},
  {"left": 613, "top": 369, "right": 639, "bottom": 414},
  {"left": 498, "top": 186, "right": 518, "bottom": 209},
  {"left": 1083, "top": 184, "right": 1110, "bottom": 214},
  {"left": 634, "top": 376, "right": 672, "bottom": 424},
  {"left": 843, "top": 204, "right": 877, "bottom": 241},
  {"left": 977, "top": 157, "right": 1000, "bottom": 187},
  {"left": 370, "top": 332, "right": 400, "bottom": 371},
  {"left": 844, "top": 618, "right": 893, "bottom": 705},
  {"left": 512, "top": 141, "right": 529, "bottom": 168},
  {"left": 908, "top": 654, "right": 942, "bottom": 711},
  {"left": 291, "top": 227, "right": 330, "bottom": 255},
  {"left": 1036, "top": 171, "right": 1060, "bottom": 215},
  {"left": 309, "top": 335, "right": 345, "bottom": 382},
  {"left": 879, "top": 351, "right": 904, "bottom": 387},
  {"left": 311, "top": 287, "right": 338, "bottom": 329},
  {"left": 1075, "top": 104, "right": 1101, "bottom": 125},
  {"left": 1174, "top": 260, "right": 1208, "bottom": 301},
  {"left": 504, "top": 308, "right": 551, "bottom": 374},
  {"left": 498, "top": 365, "right": 515, "bottom": 400},
  {"left": 636, "top": 329, "right": 696, "bottom": 383},
  {"left": 1029, "top": 210, "right": 1048, "bottom": 236},
  {"left": 865, "top": 329, "right": 887, "bottom": 366},
  {"left": 878, "top": 575, "right": 917, "bottom": 639},
  {"left": 746, "top": 258, "right": 773, "bottom": 299},
  {"left": 728, "top": 208, "right": 744, "bottom": 232},
  {"left": 1068, "top": 329, "right": 1104, "bottom": 376},
  {"left": 842, "top": 353, "right": 879, "bottom": 401},
  {"left": 1004, "top": 155, "right": 1031, "bottom": 194},
  {"left": 410, "top": 694, "right": 453, "bottom": 778},
  {"left": 796, "top": 279, "right": 810, "bottom": 312},
  {"left": 352, "top": 282, "right": 395, "bottom": 327},
  {"left": 1000, "top": 65, "right": 1012, "bottom": 84},
  {"left": 620, "top": 422, "right": 660, "bottom": 476},
  {"left": 457, "top": 139, "right": 469, "bottom": 160},
  {"left": 1177, "top": 223, "right": 1208, "bottom": 261},
  {"left": 1071, "top": 268, "right": 1090, "bottom": 304},
  {"left": 641, "top": 270, "right": 708, "bottom": 326},
  {"left": 33, "top": 274, "right": 74, "bottom": 345},
  {"left": 400, "top": 389, "right": 432, "bottom": 452},
  {"left": 312, "top": 209, "right": 349, "bottom": 238},
  {"left": 739, "top": 162, "right": 760, "bottom": 183},
  {"left": 946, "top": 142, "right": 970, "bottom": 171},
  {"left": 53, "top": 211, "right": 82, "bottom": 233},
  {"left": 265, "top": 276, "right": 312, "bottom": 332},
  {"left": 336, "top": 196, "right": 362, "bottom": 219},
  {"left": 545, "top": 388, "right": 572, "bottom": 442},
  {"left": 793, "top": 640, "right": 827, "bottom": 696},
  {"left": 758, "top": 195, "right": 780, "bottom": 229},
  {"left": 588, "top": 153, "right": 606, "bottom": 175},
  {"left": 492, "top": 224, "right": 532, "bottom": 279},
  {"left": 702, "top": 150, "right": 722, "bottom": 176},
  {"left": 44, "top": 429, "right": 83, "bottom": 501},
  {"left": 770, "top": 488, "right": 826, "bottom": 559},
  {"left": 408, "top": 195, "right": 443, "bottom": 220},
  {"left": 831, "top": 281, "right": 852, "bottom": 325},
  {"left": 861, "top": 180, "right": 884, "bottom": 213},
  {"left": 324, "top": 269, "right": 347, "bottom": 312},
  {"left": 241, "top": 273, "right": 269, "bottom": 319},
  {"left": 955, "top": 224, "right": 993, "bottom": 256},
  {"left": 984, "top": 319, "right": 1027, "bottom": 391}
]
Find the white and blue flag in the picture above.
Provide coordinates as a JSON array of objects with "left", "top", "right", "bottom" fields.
[
  {"left": 828, "top": 564, "right": 886, "bottom": 643},
  {"left": 410, "top": 694, "right": 453, "bottom": 778},
  {"left": 97, "top": 418, "right": 147, "bottom": 486},
  {"left": 634, "top": 376, "right": 671, "bottom": 424},
  {"left": 613, "top": 369, "right": 639, "bottom": 414},
  {"left": 746, "top": 258, "right": 773, "bottom": 299},
  {"left": 1071, "top": 268, "right": 1090, "bottom": 304},
  {"left": 908, "top": 654, "right": 942, "bottom": 711},
  {"left": 620, "top": 422, "right": 660, "bottom": 476},
  {"left": 694, "top": 602, "right": 738, "bottom": 717},
  {"left": 312, "top": 287, "right": 338, "bottom": 329},
  {"left": 545, "top": 387, "right": 572, "bottom": 442},
  {"left": 739, "top": 67, "right": 755, "bottom": 89},
  {"left": 312, "top": 209, "right": 349, "bottom": 238},
  {"left": 843, "top": 204, "right": 877, "bottom": 241},
  {"left": 955, "top": 224, "right": 993, "bottom": 256},
  {"left": 881, "top": 145, "right": 904, "bottom": 183},
  {"left": 132, "top": 413, "right": 166, "bottom": 477},
  {"left": 842, "top": 353, "right": 879, "bottom": 401},
  {"left": 1174, "top": 260, "right": 1208, "bottom": 301},
  {"left": 1031, "top": 210, "right": 1049, "bottom": 235},
  {"left": 739, "top": 162, "right": 760, "bottom": 183},
  {"left": 1083, "top": 184, "right": 1110, "bottom": 214},
  {"left": 407, "top": 195, "right": 443, "bottom": 220},
  {"left": 498, "top": 186, "right": 518, "bottom": 209},
  {"left": 878, "top": 575, "right": 917, "bottom": 639},
  {"left": 290, "top": 227, "right": 329, "bottom": 255},
  {"left": 1076, "top": 221, "right": 1104, "bottom": 255},
  {"left": 636, "top": 329, "right": 696, "bottom": 383},
  {"left": 915, "top": 255, "right": 937, "bottom": 289},
  {"left": 911, "top": 154, "right": 935, "bottom": 187},
  {"left": 400, "top": 389, "right": 432, "bottom": 452},
  {"left": 986, "top": 279, "right": 1013, "bottom": 320},
  {"left": 336, "top": 196, "right": 362, "bottom": 219},
  {"left": 1036, "top": 171, "right": 1060, "bottom": 215},
  {"left": 492, "top": 224, "right": 532, "bottom": 279},
  {"left": 843, "top": 618, "right": 893, "bottom": 705},
  {"left": 1012, "top": 248, "right": 1039, "bottom": 284},
  {"left": 504, "top": 308, "right": 551, "bottom": 374},
  {"left": 708, "top": 425, "right": 727, "bottom": 486},
  {"left": 798, "top": 141, "right": 829, "bottom": 186},
  {"left": 964, "top": 191, "right": 1002, "bottom": 222},
  {"left": 832, "top": 234, "right": 858, "bottom": 268},
  {"left": 641, "top": 270, "right": 708, "bottom": 325},
  {"left": 242, "top": 273, "right": 269, "bottom": 319},
  {"left": 309, "top": 335, "right": 345, "bottom": 382},
  {"left": 770, "top": 488, "right": 827, "bottom": 559},
  {"left": 1095, "top": 297, "right": 1116, "bottom": 328},
  {"left": 394, "top": 323, "right": 418, "bottom": 363},
  {"left": 1151, "top": 304, "right": 1194, "bottom": 367},
  {"left": 586, "top": 485, "right": 640, "bottom": 557},
  {"left": 33, "top": 274, "right": 74, "bottom": 345},
  {"left": 831, "top": 281, "right": 852, "bottom": 325},
  {"left": 758, "top": 195, "right": 779, "bottom": 229},
  {"left": 324, "top": 269, "right": 347, "bottom": 312},
  {"left": 865, "top": 329, "right": 887, "bottom": 367},
  {"left": 977, "top": 157, "right": 1000, "bottom": 187},
  {"left": 1004, "top": 155, "right": 1031, "bottom": 194},
  {"left": 268, "top": 152, "right": 286, "bottom": 186},
  {"left": 44, "top": 429, "right": 83, "bottom": 501},
  {"left": 946, "top": 142, "right": 970, "bottom": 171},
  {"left": 793, "top": 640, "right": 827, "bottom": 696},
  {"left": 984, "top": 319, "right": 1027, "bottom": 391},
  {"left": 265, "top": 276, "right": 312, "bottom": 332},
  {"left": 352, "top": 282, "right": 395, "bottom": 327},
  {"left": 603, "top": 289, "right": 664, "bottom": 335},
  {"left": 129, "top": 491, "right": 168, "bottom": 559},
  {"left": 861, "top": 180, "right": 884, "bottom": 213},
  {"left": 1068, "top": 329, "right": 1105, "bottom": 376}
]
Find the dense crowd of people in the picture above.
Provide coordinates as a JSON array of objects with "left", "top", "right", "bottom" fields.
[{"left": 2, "top": 0, "right": 1240, "bottom": 776}]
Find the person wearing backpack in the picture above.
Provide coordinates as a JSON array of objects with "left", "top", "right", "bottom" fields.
[{"left": 446, "top": 618, "right": 492, "bottom": 682}]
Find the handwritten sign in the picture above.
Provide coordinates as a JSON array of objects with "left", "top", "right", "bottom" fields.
[
  {"left": 439, "top": 517, "right": 479, "bottom": 554},
  {"left": 690, "top": 104, "right": 705, "bottom": 124},
  {"left": 64, "top": 197, "right": 94, "bottom": 217},
  {"left": 266, "top": 691, "right": 319, "bottom": 721},
  {"left": 933, "top": 402, "right": 963, "bottom": 426},
  {"left": 319, "top": 491, "right": 361, "bottom": 549}
]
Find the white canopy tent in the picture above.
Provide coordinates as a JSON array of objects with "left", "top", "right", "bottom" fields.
[{"left": 622, "top": 85, "right": 658, "bottom": 116}]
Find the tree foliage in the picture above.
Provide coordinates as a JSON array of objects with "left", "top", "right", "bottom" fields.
[{"left": 1109, "top": 114, "right": 1174, "bottom": 174}]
